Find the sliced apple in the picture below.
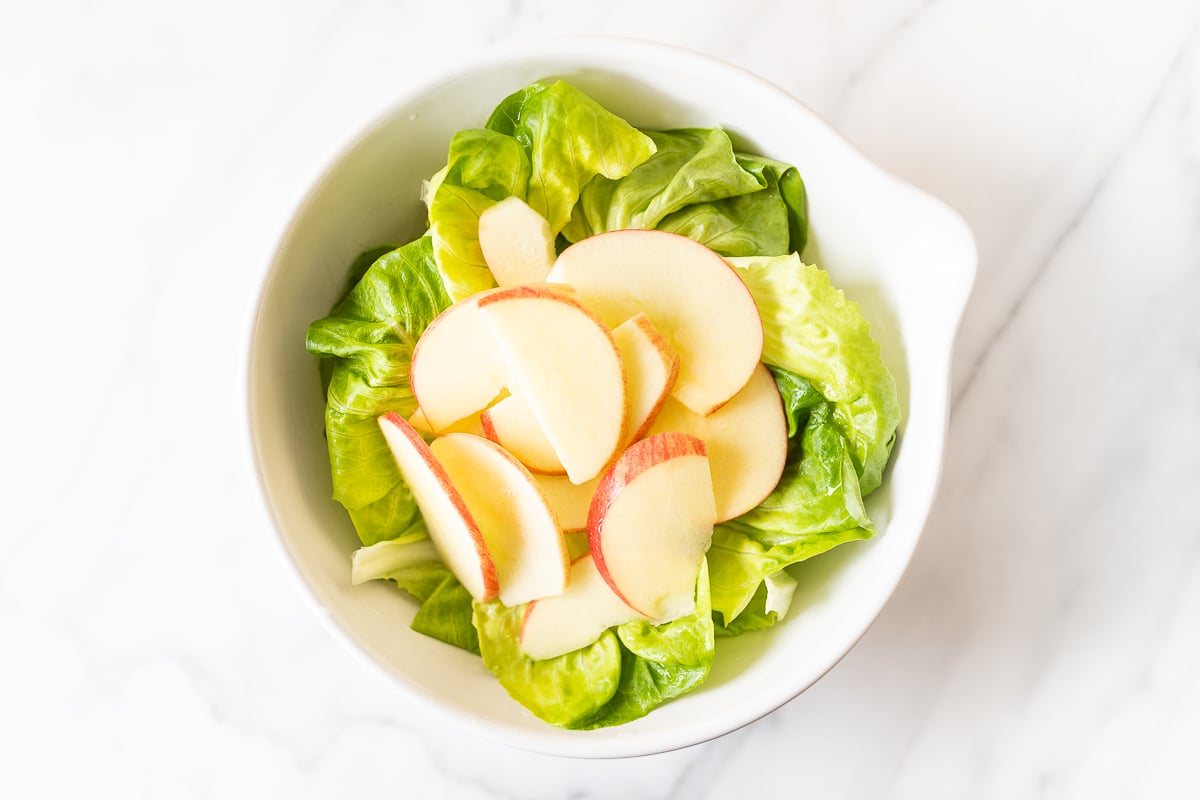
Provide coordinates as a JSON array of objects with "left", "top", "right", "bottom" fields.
[
  {"left": 407, "top": 406, "right": 435, "bottom": 436},
  {"left": 409, "top": 290, "right": 508, "bottom": 432},
  {"left": 588, "top": 432, "right": 716, "bottom": 622},
  {"left": 648, "top": 363, "right": 787, "bottom": 521},
  {"left": 519, "top": 553, "right": 645, "bottom": 661},
  {"left": 429, "top": 433, "right": 569, "bottom": 607},
  {"left": 612, "top": 313, "right": 679, "bottom": 443},
  {"left": 477, "top": 196, "right": 557, "bottom": 287},
  {"left": 479, "top": 393, "right": 565, "bottom": 475},
  {"left": 533, "top": 473, "right": 601, "bottom": 532},
  {"left": 376, "top": 412, "right": 498, "bottom": 601},
  {"left": 547, "top": 229, "right": 763, "bottom": 416},
  {"left": 410, "top": 407, "right": 485, "bottom": 437},
  {"left": 477, "top": 286, "right": 627, "bottom": 484}
]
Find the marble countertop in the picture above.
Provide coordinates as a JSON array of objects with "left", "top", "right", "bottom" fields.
[{"left": 3, "top": 0, "right": 1198, "bottom": 796}]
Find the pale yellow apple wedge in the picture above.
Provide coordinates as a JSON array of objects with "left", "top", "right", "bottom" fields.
[
  {"left": 547, "top": 229, "right": 763, "bottom": 416},
  {"left": 480, "top": 392, "right": 566, "bottom": 475},
  {"left": 409, "top": 290, "right": 508, "bottom": 432},
  {"left": 533, "top": 473, "right": 601, "bottom": 532},
  {"left": 477, "top": 286, "right": 628, "bottom": 484},
  {"left": 477, "top": 196, "right": 557, "bottom": 286},
  {"left": 588, "top": 432, "right": 716, "bottom": 622},
  {"left": 648, "top": 363, "right": 787, "bottom": 521},
  {"left": 520, "top": 553, "right": 645, "bottom": 661},
  {"left": 612, "top": 313, "right": 679, "bottom": 444},
  {"left": 430, "top": 433, "right": 569, "bottom": 607},
  {"left": 376, "top": 412, "right": 498, "bottom": 601}
]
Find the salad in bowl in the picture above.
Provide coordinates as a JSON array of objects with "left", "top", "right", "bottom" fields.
[
  {"left": 248, "top": 37, "right": 974, "bottom": 757},
  {"left": 303, "top": 79, "right": 900, "bottom": 729}
]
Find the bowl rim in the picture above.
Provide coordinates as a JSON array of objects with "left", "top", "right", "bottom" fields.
[{"left": 245, "top": 34, "right": 978, "bottom": 758}]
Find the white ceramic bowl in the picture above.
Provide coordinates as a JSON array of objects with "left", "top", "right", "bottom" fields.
[{"left": 248, "top": 37, "right": 976, "bottom": 758}]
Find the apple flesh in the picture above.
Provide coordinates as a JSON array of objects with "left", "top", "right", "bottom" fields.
[
  {"left": 532, "top": 473, "right": 601, "bottom": 532},
  {"left": 588, "top": 432, "right": 716, "bottom": 622},
  {"left": 612, "top": 313, "right": 679, "bottom": 444},
  {"left": 477, "top": 196, "right": 557, "bottom": 287},
  {"left": 429, "top": 433, "right": 569, "bottom": 607},
  {"left": 479, "top": 392, "right": 565, "bottom": 475},
  {"left": 519, "top": 553, "right": 645, "bottom": 661},
  {"left": 409, "top": 406, "right": 484, "bottom": 438},
  {"left": 376, "top": 412, "right": 498, "bottom": 601},
  {"left": 409, "top": 290, "right": 508, "bottom": 433},
  {"left": 648, "top": 363, "right": 787, "bottom": 521},
  {"left": 478, "top": 285, "right": 628, "bottom": 484},
  {"left": 547, "top": 229, "right": 763, "bottom": 416}
]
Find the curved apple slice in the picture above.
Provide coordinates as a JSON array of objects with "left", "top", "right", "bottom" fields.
[
  {"left": 409, "top": 290, "right": 508, "bottom": 433},
  {"left": 480, "top": 393, "right": 566, "bottom": 475},
  {"left": 548, "top": 229, "right": 763, "bottom": 416},
  {"left": 478, "top": 286, "right": 628, "bottom": 484},
  {"left": 588, "top": 433, "right": 716, "bottom": 622},
  {"left": 430, "top": 433, "right": 569, "bottom": 607},
  {"left": 648, "top": 363, "right": 787, "bottom": 521},
  {"left": 376, "top": 412, "right": 498, "bottom": 601},
  {"left": 612, "top": 313, "right": 679, "bottom": 443},
  {"left": 519, "top": 553, "right": 645, "bottom": 661},
  {"left": 478, "top": 196, "right": 557, "bottom": 287}
]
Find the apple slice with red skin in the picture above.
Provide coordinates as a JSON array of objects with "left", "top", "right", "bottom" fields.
[
  {"left": 612, "top": 313, "right": 679, "bottom": 444},
  {"left": 519, "top": 553, "right": 645, "bottom": 661},
  {"left": 376, "top": 412, "right": 498, "bottom": 601},
  {"left": 588, "top": 432, "right": 716, "bottom": 622},
  {"left": 429, "top": 433, "right": 568, "bottom": 606},
  {"left": 547, "top": 229, "right": 763, "bottom": 416},
  {"left": 477, "top": 196, "right": 557, "bottom": 287},
  {"left": 409, "top": 290, "right": 509, "bottom": 433},
  {"left": 478, "top": 285, "right": 628, "bottom": 484},
  {"left": 480, "top": 392, "right": 566, "bottom": 475},
  {"left": 648, "top": 363, "right": 788, "bottom": 522}
]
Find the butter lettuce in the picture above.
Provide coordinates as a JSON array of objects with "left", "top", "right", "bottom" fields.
[
  {"left": 707, "top": 256, "right": 899, "bottom": 623},
  {"left": 708, "top": 400, "right": 875, "bottom": 622},
  {"left": 730, "top": 254, "right": 900, "bottom": 495},
  {"left": 305, "top": 237, "right": 452, "bottom": 544},
  {"left": 562, "top": 128, "right": 762, "bottom": 241},
  {"left": 659, "top": 154, "right": 809, "bottom": 256},
  {"left": 474, "top": 562, "right": 714, "bottom": 729},
  {"left": 427, "top": 81, "right": 657, "bottom": 301}
]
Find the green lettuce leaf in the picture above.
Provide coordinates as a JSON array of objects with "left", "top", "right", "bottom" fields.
[
  {"left": 659, "top": 154, "right": 809, "bottom": 257},
  {"left": 713, "top": 568, "right": 797, "bottom": 637},
  {"left": 485, "top": 81, "right": 657, "bottom": 237},
  {"left": 574, "top": 560, "right": 714, "bottom": 729},
  {"left": 426, "top": 129, "right": 531, "bottom": 300},
  {"left": 305, "top": 238, "right": 452, "bottom": 544},
  {"left": 561, "top": 128, "right": 763, "bottom": 242},
  {"left": 473, "top": 600, "right": 623, "bottom": 727},
  {"left": 708, "top": 402, "right": 875, "bottom": 623},
  {"left": 411, "top": 572, "right": 480, "bottom": 654},
  {"left": 473, "top": 561, "right": 714, "bottom": 729},
  {"left": 350, "top": 531, "right": 437, "bottom": 584},
  {"left": 770, "top": 366, "right": 827, "bottom": 438},
  {"left": 729, "top": 254, "right": 900, "bottom": 495}
]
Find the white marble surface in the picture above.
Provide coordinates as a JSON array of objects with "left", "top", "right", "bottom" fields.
[{"left": 3, "top": 0, "right": 1199, "bottom": 796}]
